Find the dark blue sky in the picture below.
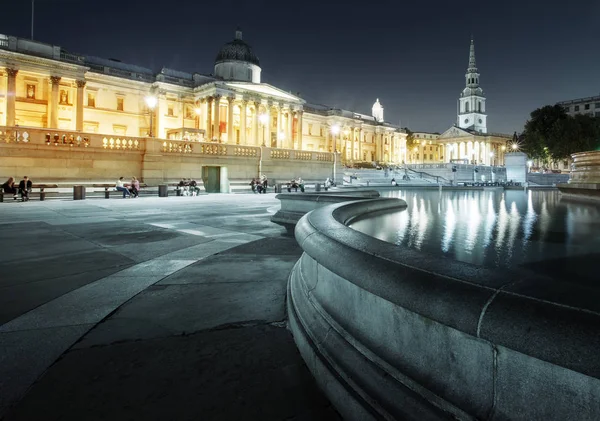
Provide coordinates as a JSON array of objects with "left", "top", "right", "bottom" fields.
[{"left": 3, "top": 0, "right": 600, "bottom": 134}]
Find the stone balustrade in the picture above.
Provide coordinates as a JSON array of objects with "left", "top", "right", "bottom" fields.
[{"left": 289, "top": 198, "right": 600, "bottom": 420}]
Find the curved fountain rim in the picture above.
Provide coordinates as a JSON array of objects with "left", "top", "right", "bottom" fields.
[{"left": 296, "top": 198, "right": 600, "bottom": 328}]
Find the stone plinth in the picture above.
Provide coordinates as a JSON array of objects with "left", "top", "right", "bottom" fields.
[
  {"left": 505, "top": 152, "right": 527, "bottom": 183},
  {"left": 558, "top": 151, "right": 600, "bottom": 201}
]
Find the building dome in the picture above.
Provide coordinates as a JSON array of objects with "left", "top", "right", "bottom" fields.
[{"left": 215, "top": 29, "right": 260, "bottom": 66}]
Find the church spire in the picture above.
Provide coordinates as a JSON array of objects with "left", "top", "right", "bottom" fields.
[{"left": 468, "top": 37, "right": 477, "bottom": 72}]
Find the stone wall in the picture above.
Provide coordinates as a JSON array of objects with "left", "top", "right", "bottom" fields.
[
  {"left": 289, "top": 198, "right": 600, "bottom": 420},
  {"left": 0, "top": 126, "right": 340, "bottom": 185}
]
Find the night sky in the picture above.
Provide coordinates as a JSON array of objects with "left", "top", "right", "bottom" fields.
[{"left": 3, "top": 0, "right": 600, "bottom": 134}]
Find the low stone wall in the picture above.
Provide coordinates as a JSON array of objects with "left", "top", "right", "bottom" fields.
[
  {"left": 288, "top": 199, "right": 600, "bottom": 420},
  {"left": 270, "top": 190, "right": 380, "bottom": 234}
]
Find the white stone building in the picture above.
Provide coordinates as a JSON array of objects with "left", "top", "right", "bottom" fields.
[{"left": 557, "top": 95, "right": 600, "bottom": 118}]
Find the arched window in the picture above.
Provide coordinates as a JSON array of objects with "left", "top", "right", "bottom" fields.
[
  {"left": 247, "top": 68, "right": 252, "bottom": 80},
  {"left": 465, "top": 102, "right": 470, "bottom": 112},
  {"left": 478, "top": 101, "right": 481, "bottom": 112}
]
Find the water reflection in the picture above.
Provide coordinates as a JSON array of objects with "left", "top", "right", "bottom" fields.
[{"left": 352, "top": 190, "right": 600, "bottom": 283}]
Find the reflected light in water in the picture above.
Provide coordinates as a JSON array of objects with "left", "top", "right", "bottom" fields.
[{"left": 441, "top": 198, "right": 456, "bottom": 253}]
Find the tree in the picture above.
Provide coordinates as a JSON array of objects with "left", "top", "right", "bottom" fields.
[
  {"left": 404, "top": 127, "right": 415, "bottom": 149},
  {"left": 522, "top": 105, "right": 600, "bottom": 161}
]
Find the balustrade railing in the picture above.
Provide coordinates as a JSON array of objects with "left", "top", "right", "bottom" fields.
[{"left": 0, "top": 126, "right": 335, "bottom": 163}]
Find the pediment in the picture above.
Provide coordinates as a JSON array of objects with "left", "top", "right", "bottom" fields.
[
  {"left": 224, "top": 82, "right": 304, "bottom": 104},
  {"left": 439, "top": 126, "right": 473, "bottom": 139}
]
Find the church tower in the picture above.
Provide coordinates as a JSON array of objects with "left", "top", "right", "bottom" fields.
[{"left": 457, "top": 38, "right": 487, "bottom": 133}]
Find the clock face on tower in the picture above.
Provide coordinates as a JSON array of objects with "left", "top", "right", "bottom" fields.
[{"left": 464, "top": 118, "right": 469, "bottom": 124}]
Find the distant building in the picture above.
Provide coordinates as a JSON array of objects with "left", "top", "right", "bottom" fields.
[
  {"left": 557, "top": 95, "right": 600, "bottom": 118},
  {"left": 408, "top": 39, "right": 509, "bottom": 166},
  {"left": 0, "top": 29, "right": 407, "bottom": 167},
  {"left": 409, "top": 132, "right": 442, "bottom": 163}
]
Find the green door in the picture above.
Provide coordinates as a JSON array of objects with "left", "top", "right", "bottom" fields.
[{"left": 202, "top": 166, "right": 221, "bottom": 193}]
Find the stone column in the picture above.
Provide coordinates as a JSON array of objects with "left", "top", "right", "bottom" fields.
[
  {"left": 390, "top": 135, "right": 395, "bottom": 163},
  {"left": 276, "top": 105, "right": 282, "bottom": 148},
  {"left": 240, "top": 100, "right": 247, "bottom": 145},
  {"left": 205, "top": 97, "right": 212, "bottom": 138},
  {"left": 49, "top": 76, "right": 61, "bottom": 129},
  {"left": 297, "top": 111, "right": 304, "bottom": 150},
  {"left": 358, "top": 128, "right": 363, "bottom": 161},
  {"left": 287, "top": 109, "right": 293, "bottom": 149},
  {"left": 226, "top": 96, "right": 234, "bottom": 144},
  {"left": 252, "top": 102, "right": 259, "bottom": 146},
  {"left": 350, "top": 128, "right": 355, "bottom": 162},
  {"left": 374, "top": 131, "right": 380, "bottom": 161},
  {"left": 266, "top": 104, "right": 272, "bottom": 147},
  {"left": 213, "top": 95, "right": 221, "bottom": 142},
  {"left": 324, "top": 125, "right": 330, "bottom": 152},
  {"left": 76, "top": 80, "right": 86, "bottom": 131},
  {"left": 6, "top": 68, "right": 18, "bottom": 127}
]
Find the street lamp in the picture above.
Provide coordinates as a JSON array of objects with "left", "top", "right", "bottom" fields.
[
  {"left": 145, "top": 95, "right": 157, "bottom": 137},
  {"left": 259, "top": 113, "right": 268, "bottom": 146},
  {"left": 511, "top": 143, "right": 518, "bottom": 151},
  {"left": 331, "top": 124, "right": 340, "bottom": 152},
  {"left": 489, "top": 151, "right": 495, "bottom": 166},
  {"left": 278, "top": 131, "right": 285, "bottom": 148},
  {"left": 527, "top": 160, "right": 533, "bottom": 173}
]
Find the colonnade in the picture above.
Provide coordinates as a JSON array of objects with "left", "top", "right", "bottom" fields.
[
  {"left": 444, "top": 140, "right": 505, "bottom": 166},
  {"left": 196, "top": 95, "right": 303, "bottom": 149},
  {"left": 3, "top": 68, "right": 86, "bottom": 131}
]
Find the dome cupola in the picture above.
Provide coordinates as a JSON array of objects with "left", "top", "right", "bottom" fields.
[{"left": 214, "top": 29, "right": 262, "bottom": 83}]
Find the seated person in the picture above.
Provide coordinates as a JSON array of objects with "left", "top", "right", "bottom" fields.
[
  {"left": 130, "top": 176, "right": 140, "bottom": 198},
  {"left": 188, "top": 179, "right": 201, "bottom": 196},
  {"left": 18, "top": 176, "right": 32, "bottom": 201},
  {"left": 391, "top": 178, "right": 397, "bottom": 186},
  {"left": 2, "top": 177, "right": 18, "bottom": 200},
  {"left": 116, "top": 176, "right": 130, "bottom": 198}
]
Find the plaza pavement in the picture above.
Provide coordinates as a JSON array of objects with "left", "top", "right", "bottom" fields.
[{"left": 0, "top": 194, "right": 341, "bottom": 421}]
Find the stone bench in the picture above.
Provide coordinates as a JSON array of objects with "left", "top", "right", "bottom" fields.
[{"left": 0, "top": 184, "right": 58, "bottom": 202}]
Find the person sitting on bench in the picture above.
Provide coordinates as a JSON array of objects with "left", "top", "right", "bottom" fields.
[
  {"left": 18, "top": 176, "right": 32, "bottom": 202},
  {"left": 2, "top": 177, "right": 18, "bottom": 200},
  {"left": 116, "top": 176, "right": 130, "bottom": 198}
]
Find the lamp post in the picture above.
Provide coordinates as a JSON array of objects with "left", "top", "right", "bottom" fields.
[
  {"left": 278, "top": 131, "right": 285, "bottom": 149},
  {"left": 527, "top": 160, "right": 533, "bottom": 173},
  {"left": 511, "top": 143, "right": 519, "bottom": 152},
  {"left": 489, "top": 151, "right": 495, "bottom": 167},
  {"left": 501, "top": 145, "right": 506, "bottom": 165},
  {"left": 331, "top": 124, "right": 340, "bottom": 153},
  {"left": 145, "top": 95, "right": 157, "bottom": 137},
  {"left": 259, "top": 113, "right": 268, "bottom": 146}
]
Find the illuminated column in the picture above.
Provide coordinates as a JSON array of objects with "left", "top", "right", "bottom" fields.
[
  {"left": 49, "top": 76, "right": 61, "bottom": 129},
  {"left": 276, "top": 105, "right": 282, "bottom": 148},
  {"left": 76, "top": 80, "right": 86, "bottom": 131},
  {"left": 287, "top": 109, "right": 293, "bottom": 149},
  {"left": 6, "top": 68, "right": 18, "bottom": 127},
  {"left": 375, "top": 132, "right": 380, "bottom": 161},
  {"left": 358, "top": 128, "right": 363, "bottom": 161},
  {"left": 350, "top": 128, "right": 355, "bottom": 162},
  {"left": 324, "top": 125, "right": 330, "bottom": 152},
  {"left": 252, "top": 101, "right": 259, "bottom": 146},
  {"left": 213, "top": 95, "right": 221, "bottom": 142},
  {"left": 266, "top": 104, "right": 272, "bottom": 147},
  {"left": 297, "top": 110, "right": 303, "bottom": 150},
  {"left": 240, "top": 100, "right": 247, "bottom": 145},
  {"left": 205, "top": 96, "right": 213, "bottom": 139},
  {"left": 226, "top": 96, "right": 234, "bottom": 144}
]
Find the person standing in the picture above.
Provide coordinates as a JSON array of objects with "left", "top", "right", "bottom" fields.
[
  {"left": 116, "top": 177, "right": 130, "bottom": 198},
  {"left": 18, "top": 176, "right": 32, "bottom": 202}
]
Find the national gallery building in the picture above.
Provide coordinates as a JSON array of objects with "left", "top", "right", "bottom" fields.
[{"left": 0, "top": 30, "right": 407, "bottom": 185}]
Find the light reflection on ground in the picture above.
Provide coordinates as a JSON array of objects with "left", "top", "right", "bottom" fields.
[{"left": 349, "top": 189, "right": 600, "bottom": 284}]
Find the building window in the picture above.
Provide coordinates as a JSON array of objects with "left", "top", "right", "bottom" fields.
[
  {"left": 465, "top": 102, "right": 470, "bottom": 112},
  {"left": 575, "top": 105, "right": 580, "bottom": 111},
  {"left": 563, "top": 106, "right": 570, "bottom": 112},
  {"left": 247, "top": 68, "right": 252, "bottom": 80},
  {"left": 584, "top": 104, "right": 590, "bottom": 110},
  {"left": 595, "top": 103, "right": 600, "bottom": 109},
  {"left": 429, "top": 154, "right": 433, "bottom": 160},
  {"left": 595, "top": 112, "right": 600, "bottom": 117},
  {"left": 168, "top": 104, "right": 174, "bottom": 116},
  {"left": 117, "top": 97, "right": 124, "bottom": 111},
  {"left": 87, "top": 93, "right": 95, "bottom": 108},
  {"left": 308, "top": 124, "right": 313, "bottom": 135},
  {"left": 185, "top": 105, "right": 193, "bottom": 119},
  {"left": 26, "top": 84, "right": 36, "bottom": 99}
]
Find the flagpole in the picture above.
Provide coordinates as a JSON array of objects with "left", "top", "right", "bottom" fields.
[{"left": 31, "top": 0, "right": 34, "bottom": 40}]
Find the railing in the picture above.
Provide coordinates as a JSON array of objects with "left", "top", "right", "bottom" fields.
[
  {"left": 0, "top": 38, "right": 8, "bottom": 48},
  {"left": 403, "top": 168, "right": 451, "bottom": 185},
  {"left": 0, "top": 126, "right": 147, "bottom": 151},
  {"left": 59, "top": 51, "right": 84, "bottom": 64},
  {"left": 0, "top": 126, "right": 336, "bottom": 164}
]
